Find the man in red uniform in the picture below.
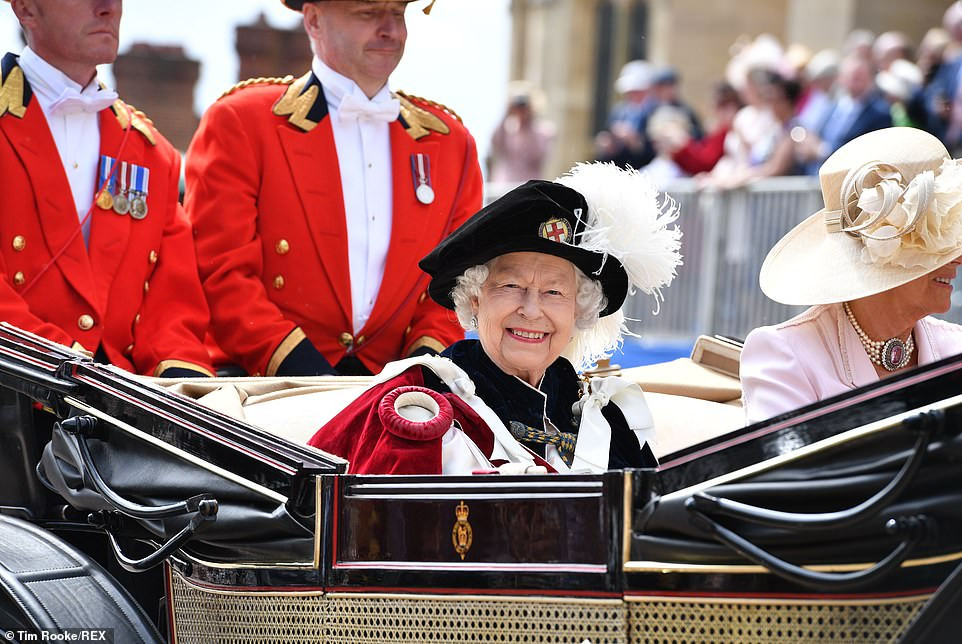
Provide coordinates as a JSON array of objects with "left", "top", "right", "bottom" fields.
[
  {"left": 185, "top": 0, "right": 483, "bottom": 377},
  {"left": 0, "top": 0, "right": 213, "bottom": 377}
]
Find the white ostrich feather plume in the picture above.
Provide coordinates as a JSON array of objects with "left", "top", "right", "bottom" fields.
[
  {"left": 555, "top": 162, "right": 683, "bottom": 298},
  {"left": 555, "top": 162, "right": 684, "bottom": 371}
]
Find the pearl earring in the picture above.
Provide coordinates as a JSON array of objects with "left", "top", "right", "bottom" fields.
[{"left": 470, "top": 315, "right": 478, "bottom": 329}]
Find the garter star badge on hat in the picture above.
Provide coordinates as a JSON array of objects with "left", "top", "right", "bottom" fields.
[{"left": 538, "top": 218, "right": 572, "bottom": 244}]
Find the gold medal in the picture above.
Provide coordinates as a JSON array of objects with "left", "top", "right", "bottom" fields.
[{"left": 95, "top": 189, "right": 113, "bottom": 210}]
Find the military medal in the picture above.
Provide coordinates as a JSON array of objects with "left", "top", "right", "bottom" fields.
[
  {"left": 95, "top": 189, "right": 113, "bottom": 211},
  {"left": 95, "top": 155, "right": 115, "bottom": 210},
  {"left": 128, "top": 164, "right": 149, "bottom": 220},
  {"left": 112, "top": 161, "right": 130, "bottom": 215},
  {"left": 410, "top": 153, "right": 435, "bottom": 205}
]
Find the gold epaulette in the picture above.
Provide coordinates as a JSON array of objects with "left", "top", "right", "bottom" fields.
[
  {"left": 396, "top": 90, "right": 463, "bottom": 123},
  {"left": 272, "top": 73, "right": 321, "bottom": 132},
  {"left": 112, "top": 100, "right": 156, "bottom": 146},
  {"left": 219, "top": 75, "right": 296, "bottom": 101},
  {"left": 396, "top": 91, "right": 453, "bottom": 140},
  {"left": 0, "top": 64, "right": 27, "bottom": 119}
]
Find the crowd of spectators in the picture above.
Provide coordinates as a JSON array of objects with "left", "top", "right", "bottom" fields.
[{"left": 595, "top": 1, "right": 962, "bottom": 189}]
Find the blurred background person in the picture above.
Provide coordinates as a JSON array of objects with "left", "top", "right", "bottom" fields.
[
  {"left": 707, "top": 73, "right": 802, "bottom": 188},
  {"left": 876, "top": 58, "right": 928, "bottom": 129},
  {"left": 711, "top": 36, "right": 784, "bottom": 182},
  {"left": 841, "top": 28, "right": 876, "bottom": 59},
  {"left": 661, "top": 82, "right": 742, "bottom": 177},
  {"left": 642, "top": 104, "right": 694, "bottom": 189},
  {"left": 872, "top": 30, "right": 913, "bottom": 71},
  {"left": 795, "top": 53, "right": 891, "bottom": 175},
  {"left": 649, "top": 66, "right": 703, "bottom": 141},
  {"left": 795, "top": 49, "right": 840, "bottom": 134},
  {"left": 783, "top": 42, "right": 813, "bottom": 81},
  {"left": 487, "top": 82, "right": 556, "bottom": 186},
  {"left": 917, "top": 27, "right": 950, "bottom": 85},
  {"left": 927, "top": 1, "right": 962, "bottom": 154},
  {"left": 594, "top": 59, "right": 656, "bottom": 169}
]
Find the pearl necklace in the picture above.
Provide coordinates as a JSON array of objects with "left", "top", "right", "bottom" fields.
[{"left": 843, "top": 302, "right": 914, "bottom": 371}]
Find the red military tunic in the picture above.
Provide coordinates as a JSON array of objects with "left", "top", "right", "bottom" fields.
[
  {"left": 0, "top": 53, "right": 213, "bottom": 376},
  {"left": 185, "top": 72, "right": 483, "bottom": 376}
]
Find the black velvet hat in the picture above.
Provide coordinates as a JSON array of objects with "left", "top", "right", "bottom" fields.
[{"left": 419, "top": 180, "right": 630, "bottom": 317}]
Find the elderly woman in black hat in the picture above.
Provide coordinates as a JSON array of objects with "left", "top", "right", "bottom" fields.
[
  {"left": 742, "top": 127, "right": 962, "bottom": 424},
  {"left": 308, "top": 163, "right": 682, "bottom": 475}
]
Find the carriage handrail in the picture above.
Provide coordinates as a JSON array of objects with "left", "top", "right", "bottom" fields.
[
  {"left": 686, "top": 409, "right": 943, "bottom": 530},
  {"left": 687, "top": 508, "right": 932, "bottom": 592}
]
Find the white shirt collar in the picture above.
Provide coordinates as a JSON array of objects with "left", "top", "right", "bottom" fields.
[
  {"left": 310, "top": 56, "right": 393, "bottom": 110},
  {"left": 18, "top": 46, "right": 101, "bottom": 105}
]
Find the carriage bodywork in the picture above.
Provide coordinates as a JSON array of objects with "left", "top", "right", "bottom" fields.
[{"left": 0, "top": 323, "right": 959, "bottom": 643}]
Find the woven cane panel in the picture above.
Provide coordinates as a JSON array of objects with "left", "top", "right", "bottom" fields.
[
  {"left": 627, "top": 597, "right": 926, "bottom": 643},
  {"left": 324, "top": 594, "right": 627, "bottom": 643},
  {"left": 169, "top": 572, "right": 327, "bottom": 643},
  {"left": 169, "top": 572, "right": 628, "bottom": 643}
]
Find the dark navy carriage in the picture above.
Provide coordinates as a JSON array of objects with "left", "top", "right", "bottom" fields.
[{"left": 0, "top": 322, "right": 959, "bottom": 643}]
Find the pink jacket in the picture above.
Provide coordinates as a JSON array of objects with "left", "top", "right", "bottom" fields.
[{"left": 741, "top": 303, "right": 962, "bottom": 424}]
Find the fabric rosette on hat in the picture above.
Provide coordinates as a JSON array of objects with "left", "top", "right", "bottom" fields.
[
  {"left": 419, "top": 162, "right": 683, "bottom": 370},
  {"left": 760, "top": 127, "right": 962, "bottom": 306}
]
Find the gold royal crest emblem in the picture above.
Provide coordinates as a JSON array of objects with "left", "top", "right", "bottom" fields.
[
  {"left": 451, "top": 500, "right": 473, "bottom": 560},
  {"left": 538, "top": 217, "right": 572, "bottom": 244}
]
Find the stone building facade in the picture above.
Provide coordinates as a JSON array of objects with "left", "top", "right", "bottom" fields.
[{"left": 112, "top": 14, "right": 311, "bottom": 153}]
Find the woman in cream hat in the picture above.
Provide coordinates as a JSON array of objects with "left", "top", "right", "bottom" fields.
[{"left": 742, "top": 127, "right": 962, "bottom": 424}]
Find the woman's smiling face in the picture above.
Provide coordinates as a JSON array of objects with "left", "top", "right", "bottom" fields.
[{"left": 472, "top": 252, "right": 578, "bottom": 387}]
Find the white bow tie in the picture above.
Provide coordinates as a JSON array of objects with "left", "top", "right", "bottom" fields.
[
  {"left": 337, "top": 92, "right": 400, "bottom": 123},
  {"left": 48, "top": 86, "right": 118, "bottom": 116}
]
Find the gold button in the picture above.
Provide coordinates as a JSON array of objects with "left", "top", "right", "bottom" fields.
[
  {"left": 273, "top": 275, "right": 285, "bottom": 289},
  {"left": 275, "top": 239, "right": 290, "bottom": 255},
  {"left": 148, "top": 250, "right": 158, "bottom": 264},
  {"left": 12, "top": 271, "right": 25, "bottom": 286},
  {"left": 356, "top": 335, "right": 365, "bottom": 345},
  {"left": 78, "top": 314, "right": 94, "bottom": 331},
  {"left": 338, "top": 332, "right": 353, "bottom": 347},
  {"left": 134, "top": 314, "right": 141, "bottom": 324},
  {"left": 143, "top": 281, "right": 150, "bottom": 293},
  {"left": 404, "top": 325, "right": 412, "bottom": 335},
  {"left": 12, "top": 235, "right": 25, "bottom": 252},
  {"left": 125, "top": 343, "right": 134, "bottom": 354},
  {"left": 418, "top": 292, "right": 427, "bottom": 303}
]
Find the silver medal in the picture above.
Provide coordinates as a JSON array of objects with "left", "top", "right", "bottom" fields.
[{"left": 416, "top": 183, "right": 435, "bottom": 205}]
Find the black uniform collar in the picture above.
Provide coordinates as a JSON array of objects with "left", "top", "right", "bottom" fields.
[{"left": 441, "top": 340, "right": 581, "bottom": 436}]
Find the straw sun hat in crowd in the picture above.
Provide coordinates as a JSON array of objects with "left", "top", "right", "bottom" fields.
[{"left": 760, "top": 127, "right": 962, "bottom": 306}]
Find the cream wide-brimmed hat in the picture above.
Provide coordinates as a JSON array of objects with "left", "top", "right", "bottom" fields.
[{"left": 760, "top": 127, "right": 962, "bottom": 305}]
